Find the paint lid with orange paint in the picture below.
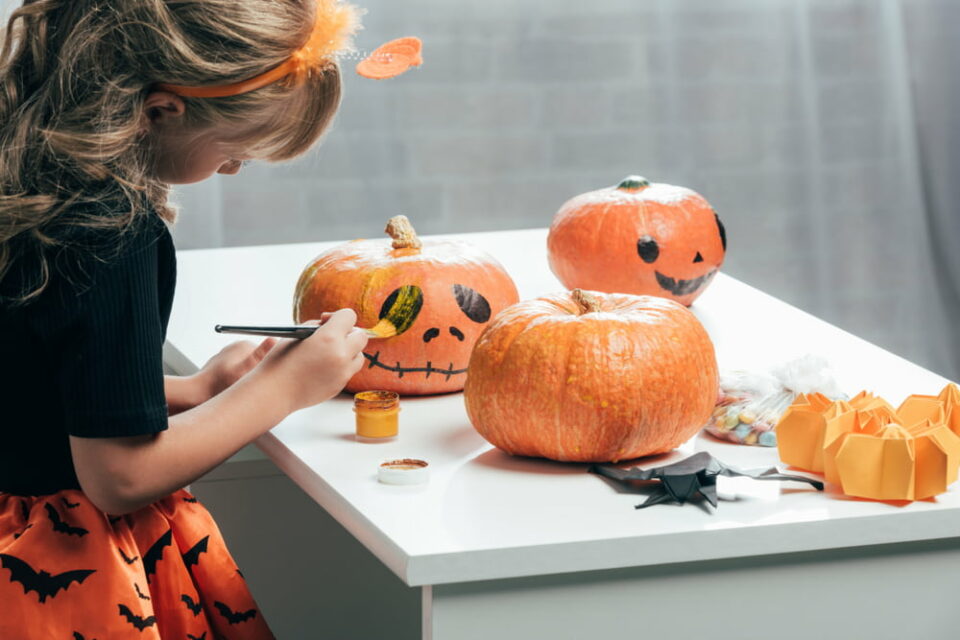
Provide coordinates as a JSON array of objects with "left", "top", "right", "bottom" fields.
[{"left": 378, "top": 458, "right": 429, "bottom": 485}]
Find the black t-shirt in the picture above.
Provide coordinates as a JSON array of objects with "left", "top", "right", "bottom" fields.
[{"left": 0, "top": 209, "right": 176, "bottom": 495}]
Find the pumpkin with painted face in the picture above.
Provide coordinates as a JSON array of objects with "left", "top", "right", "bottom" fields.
[
  {"left": 547, "top": 176, "right": 726, "bottom": 306},
  {"left": 294, "top": 216, "right": 520, "bottom": 395}
]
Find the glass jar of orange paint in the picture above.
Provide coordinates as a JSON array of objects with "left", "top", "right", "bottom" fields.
[{"left": 354, "top": 390, "right": 400, "bottom": 442}]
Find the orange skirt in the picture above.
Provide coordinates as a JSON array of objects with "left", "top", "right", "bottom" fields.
[{"left": 0, "top": 488, "right": 274, "bottom": 639}]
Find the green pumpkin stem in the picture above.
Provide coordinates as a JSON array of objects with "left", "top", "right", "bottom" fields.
[
  {"left": 571, "top": 289, "right": 602, "bottom": 314},
  {"left": 617, "top": 175, "right": 651, "bottom": 192},
  {"left": 385, "top": 215, "right": 422, "bottom": 250}
]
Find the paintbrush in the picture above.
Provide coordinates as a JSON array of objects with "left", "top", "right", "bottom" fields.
[{"left": 216, "top": 319, "right": 396, "bottom": 340}]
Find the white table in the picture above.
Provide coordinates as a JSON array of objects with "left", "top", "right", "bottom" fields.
[{"left": 165, "top": 228, "right": 960, "bottom": 640}]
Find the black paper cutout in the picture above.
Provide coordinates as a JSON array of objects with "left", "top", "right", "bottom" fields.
[{"left": 589, "top": 451, "right": 822, "bottom": 511}]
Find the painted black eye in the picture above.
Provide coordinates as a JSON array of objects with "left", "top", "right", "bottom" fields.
[
  {"left": 637, "top": 236, "right": 659, "bottom": 263},
  {"left": 379, "top": 285, "right": 424, "bottom": 336},
  {"left": 714, "top": 211, "right": 727, "bottom": 251},
  {"left": 452, "top": 284, "right": 491, "bottom": 323},
  {"left": 450, "top": 327, "right": 465, "bottom": 341},
  {"left": 423, "top": 328, "right": 440, "bottom": 343}
]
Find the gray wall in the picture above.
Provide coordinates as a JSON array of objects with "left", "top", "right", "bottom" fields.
[{"left": 168, "top": 0, "right": 957, "bottom": 381}]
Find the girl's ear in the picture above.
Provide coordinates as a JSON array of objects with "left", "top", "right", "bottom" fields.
[{"left": 143, "top": 91, "right": 186, "bottom": 126}]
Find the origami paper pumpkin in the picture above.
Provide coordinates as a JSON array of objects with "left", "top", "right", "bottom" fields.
[{"left": 777, "top": 384, "right": 960, "bottom": 501}]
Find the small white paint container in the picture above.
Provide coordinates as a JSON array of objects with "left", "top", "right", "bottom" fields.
[{"left": 378, "top": 458, "right": 429, "bottom": 485}]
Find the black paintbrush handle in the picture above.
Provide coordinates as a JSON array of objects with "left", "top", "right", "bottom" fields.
[{"left": 214, "top": 325, "right": 318, "bottom": 339}]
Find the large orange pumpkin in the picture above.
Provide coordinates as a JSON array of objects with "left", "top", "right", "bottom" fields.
[
  {"left": 464, "top": 289, "right": 718, "bottom": 462},
  {"left": 547, "top": 176, "right": 726, "bottom": 306},
  {"left": 294, "top": 216, "right": 520, "bottom": 395}
]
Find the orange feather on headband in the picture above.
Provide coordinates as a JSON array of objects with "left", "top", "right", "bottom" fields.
[{"left": 157, "top": 0, "right": 363, "bottom": 99}]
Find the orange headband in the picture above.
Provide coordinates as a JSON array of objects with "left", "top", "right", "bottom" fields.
[{"left": 156, "top": 0, "right": 362, "bottom": 99}]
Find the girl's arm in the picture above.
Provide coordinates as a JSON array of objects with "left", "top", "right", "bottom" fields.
[
  {"left": 70, "top": 310, "right": 368, "bottom": 515},
  {"left": 164, "top": 339, "right": 278, "bottom": 414},
  {"left": 164, "top": 374, "right": 207, "bottom": 414}
]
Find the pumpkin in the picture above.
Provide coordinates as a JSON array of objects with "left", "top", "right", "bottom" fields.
[
  {"left": 294, "top": 215, "right": 520, "bottom": 395},
  {"left": 463, "top": 289, "right": 718, "bottom": 462},
  {"left": 547, "top": 176, "right": 726, "bottom": 306}
]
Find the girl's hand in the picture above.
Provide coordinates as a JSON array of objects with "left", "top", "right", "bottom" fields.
[
  {"left": 197, "top": 338, "right": 278, "bottom": 401},
  {"left": 253, "top": 309, "right": 368, "bottom": 412}
]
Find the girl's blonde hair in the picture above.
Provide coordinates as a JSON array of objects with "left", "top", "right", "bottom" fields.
[{"left": 0, "top": 0, "right": 342, "bottom": 303}]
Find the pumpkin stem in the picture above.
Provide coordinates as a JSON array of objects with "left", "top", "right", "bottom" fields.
[
  {"left": 571, "top": 289, "right": 602, "bottom": 314},
  {"left": 617, "top": 175, "right": 651, "bottom": 192},
  {"left": 385, "top": 215, "right": 422, "bottom": 250}
]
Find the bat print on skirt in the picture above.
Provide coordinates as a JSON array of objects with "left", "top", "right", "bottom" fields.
[{"left": 0, "top": 488, "right": 274, "bottom": 639}]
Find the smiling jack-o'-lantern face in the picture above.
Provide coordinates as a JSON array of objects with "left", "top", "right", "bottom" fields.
[
  {"left": 547, "top": 176, "right": 726, "bottom": 306},
  {"left": 294, "top": 216, "right": 519, "bottom": 395}
]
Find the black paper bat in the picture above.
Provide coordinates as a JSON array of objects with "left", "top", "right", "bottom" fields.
[
  {"left": 118, "top": 604, "right": 157, "bottom": 631},
  {"left": 183, "top": 496, "right": 199, "bottom": 503},
  {"left": 134, "top": 582, "right": 151, "bottom": 601},
  {"left": 117, "top": 547, "right": 138, "bottom": 565},
  {"left": 108, "top": 515, "right": 123, "bottom": 525},
  {"left": 73, "top": 632, "right": 97, "bottom": 640},
  {"left": 61, "top": 497, "right": 80, "bottom": 509},
  {"left": 182, "top": 535, "right": 210, "bottom": 569},
  {"left": 143, "top": 529, "right": 172, "bottom": 583},
  {"left": 182, "top": 593, "right": 203, "bottom": 616},
  {"left": 214, "top": 600, "right": 258, "bottom": 624},
  {"left": 0, "top": 553, "right": 95, "bottom": 603},
  {"left": 187, "top": 632, "right": 207, "bottom": 640},
  {"left": 589, "top": 451, "right": 823, "bottom": 510},
  {"left": 45, "top": 503, "right": 88, "bottom": 537},
  {"left": 13, "top": 524, "right": 32, "bottom": 540}
]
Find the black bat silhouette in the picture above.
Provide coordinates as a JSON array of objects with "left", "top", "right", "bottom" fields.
[
  {"left": 45, "top": 503, "right": 88, "bottom": 537},
  {"left": 0, "top": 553, "right": 95, "bottom": 603},
  {"left": 590, "top": 451, "right": 823, "bottom": 510},
  {"left": 107, "top": 515, "right": 123, "bottom": 525},
  {"left": 182, "top": 593, "right": 202, "bottom": 615},
  {"left": 61, "top": 497, "right": 80, "bottom": 509},
  {"left": 117, "top": 547, "right": 138, "bottom": 565},
  {"left": 118, "top": 603, "right": 157, "bottom": 631},
  {"left": 214, "top": 600, "right": 258, "bottom": 624},
  {"left": 73, "top": 632, "right": 97, "bottom": 640},
  {"left": 134, "top": 582, "right": 151, "bottom": 601},
  {"left": 183, "top": 496, "right": 199, "bottom": 503},
  {"left": 13, "top": 524, "right": 32, "bottom": 540},
  {"left": 187, "top": 633, "right": 207, "bottom": 640},
  {"left": 182, "top": 535, "right": 209, "bottom": 569},
  {"left": 142, "top": 529, "right": 172, "bottom": 583}
]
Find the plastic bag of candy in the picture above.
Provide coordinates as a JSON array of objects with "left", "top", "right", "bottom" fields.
[{"left": 704, "top": 355, "right": 846, "bottom": 446}]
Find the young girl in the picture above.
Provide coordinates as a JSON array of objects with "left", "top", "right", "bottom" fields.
[{"left": 0, "top": 1, "right": 373, "bottom": 637}]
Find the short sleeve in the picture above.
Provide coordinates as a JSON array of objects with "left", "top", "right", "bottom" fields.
[{"left": 58, "top": 220, "right": 170, "bottom": 438}]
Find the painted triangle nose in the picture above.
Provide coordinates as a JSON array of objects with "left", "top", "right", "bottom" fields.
[{"left": 693, "top": 251, "right": 704, "bottom": 263}]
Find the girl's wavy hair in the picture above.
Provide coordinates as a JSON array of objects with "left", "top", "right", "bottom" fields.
[{"left": 0, "top": 0, "right": 342, "bottom": 303}]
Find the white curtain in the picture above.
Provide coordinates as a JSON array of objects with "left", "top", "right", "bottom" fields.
[{"left": 1, "top": 0, "right": 954, "bottom": 379}]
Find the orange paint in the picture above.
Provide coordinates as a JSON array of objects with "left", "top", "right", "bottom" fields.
[{"left": 354, "top": 391, "right": 400, "bottom": 440}]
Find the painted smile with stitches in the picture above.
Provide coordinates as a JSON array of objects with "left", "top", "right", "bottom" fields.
[
  {"left": 655, "top": 269, "right": 717, "bottom": 297},
  {"left": 363, "top": 351, "right": 467, "bottom": 380}
]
